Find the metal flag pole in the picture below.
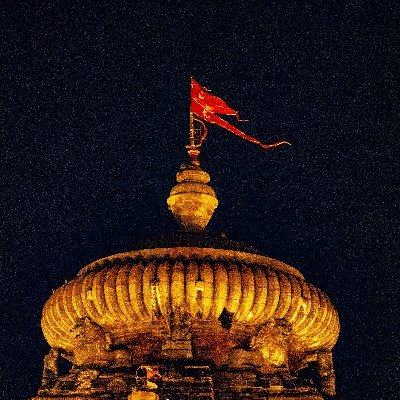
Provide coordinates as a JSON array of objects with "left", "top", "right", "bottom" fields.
[{"left": 186, "top": 112, "right": 207, "bottom": 167}]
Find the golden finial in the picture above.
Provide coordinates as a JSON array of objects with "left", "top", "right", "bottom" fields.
[{"left": 167, "top": 115, "right": 218, "bottom": 232}]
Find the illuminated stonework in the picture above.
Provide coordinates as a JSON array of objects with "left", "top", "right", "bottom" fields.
[
  {"left": 33, "top": 164, "right": 340, "bottom": 400},
  {"left": 167, "top": 165, "right": 218, "bottom": 232}
]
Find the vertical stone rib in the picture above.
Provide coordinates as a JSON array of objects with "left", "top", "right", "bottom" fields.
[
  {"left": 292, "top": 279, "right": 311, "bottom": 331},
  {"left": 41, "top": 304, "right": 54, "bottom": 341},
  {"left": 307, "top": 288, "right": 328, "bottom": 345},
  {"left": 185, "top": 261, "right": 198, "bottom": 317},
  {"left": 116, "top": 265, "right": 138, "bottom": 323},
  {"left": 53, "top": 288, "right": 72, "bottom": 336},
  {"left": 171, "top": 261, "right": 185, "bottom": 309},
  {"left": 201, "top": 262, "right": 214, "bottom": 319},
  {"left": 274, "top": 272, "right": 292, "bottom": 320},
  {"left": 81, "top": 272, "right": 102, "bottom": 323},
  {"left": 210, "top": 262, "right": 228, "bottom": 318},
  {"left": 297, "top": 284, "right": 320, "bottom": 336},
  {"left": 285, "top": 275, "right": 303, "bottom": 325},
  {"left": 235, "top": 264, "right": 255, "bottom": 321},
  {"left": 128, "top": 262, "right": 149, "bottom": 320},
  {"left": 104, "top": 267, "right": 127, "bottom": 324},
  {"left": 41, "top": 317, "right": 57, "bottom": 348},
  {"left": 92, "top": 268, "right": 112, "bottom": 324},
  {"left": 142, "top": 262, "right": 156, "bottom": 317},
  {"left": 71, "top": 276, "right": 86, "bottom": 319},
  {"left": 42, "top": 300, "right": 68, "bottom": 348},
  {"left": 49, "top": 291, "right": 74, "bottom": 348},
  {"left": 43, "top": 317, "right": 69, "bottom": 349},
  {"left": 249, "top": 267, "right": 268, "bottom": 322},
  {"left": 157, "top": 261, "right": 171, "bottom": 318},
  {"left": 48, "top": 290, "right": 64, "bottom": 337},
  {"left": 315, "top": 292, "right": 334, "bottom": 344},
  {"left": 305, "top": 292, "right": 333, "bottom": 351},
  {"left": 61, "top": 282, "right": 78, "bottom": 327},
  {"left": 226, "top": 263, "right": 242, "bottom": 314},
  {"left": 257, "top": 269, "right": 280, "bottom": 324}
]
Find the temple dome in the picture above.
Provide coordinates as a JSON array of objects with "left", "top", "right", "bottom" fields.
[
  {"left": 41, "top": 235, "right": 339, "bottom": 363},
  {"left": 37, "top": 160, "right": 340, "bottom": 400}
]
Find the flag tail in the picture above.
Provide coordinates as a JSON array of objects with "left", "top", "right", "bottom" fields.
[{"left": 194, "top": 106, "right": 290, "bottom": 149}]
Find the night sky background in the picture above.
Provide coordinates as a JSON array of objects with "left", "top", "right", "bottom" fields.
[{"left": 1, "top": 1, "right": 399, "bottom": 399}]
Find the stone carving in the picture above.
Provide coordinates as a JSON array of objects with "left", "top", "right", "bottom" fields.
[
  {"left": 227, "top": 348, "right": 264, "bottom": 369},
  {"left": 162, "top": 305, "right": 193, "bottom": 359},
  {"left": 70, "top": 317, "right": 131, "bottom": 367},
  {"left": 107, "top": 377, "right": 128, "bottom": 393},
  {"left": 76, "top": 369, "right": 99, "bottom": 389},
  {"left": 269, "top": 376, "right": 284, "bottom": 391},
  {"left": 250, "top": 322, "right": 289, "bottom": 372},
  {"left": 41, "top": 348, "right": 59, "bottom": 387},
  {"left": 317, "top": 350, "right": 336, "bottom": 396},
  {"left": 166, "top": 305, "right": 192, "bottom": 341},
  {"left": 226, "top": 321, "right": 291, "bottom": 371}
]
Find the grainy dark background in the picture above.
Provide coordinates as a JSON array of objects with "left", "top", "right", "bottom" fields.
[{"left": 1, "top": 1, "right": 398, "bottom": 399}]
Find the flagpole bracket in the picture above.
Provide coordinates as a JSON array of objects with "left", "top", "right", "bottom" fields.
[{"left": 186, "top": 113, "right": 208, "bottom": 167}]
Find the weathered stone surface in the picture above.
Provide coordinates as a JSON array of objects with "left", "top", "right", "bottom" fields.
[
  {"left": 317, "top": 350, "right": 336, "bottom": 396},
  {"left": 41, "top": 255, "right": 339, "bottom": 356},
  {"left": 129, "top": 390, "right": 159, "bottom": 400},
  {"left": 167, "top": 167, "right": 218, "bottom": 232},
  {"left": 41, "top": 348, "right": 59, "bottom": 387},
  {"left": 69, "top": 317, "right": 131, "bottom": 367},
  {"left": 161, "top": 339, "right": 193, "bottom": 359},
  {"left": 228, "top": 348, "right": 264, "bottom": 369},
  {"left": 33, "top": 166, "right": 339, "bottom": 399}
]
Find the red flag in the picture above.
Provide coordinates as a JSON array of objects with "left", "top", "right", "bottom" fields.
[
  {"left": 190, "top": 78, "right": 290, "bottom": 149},
  {"left": 191, "top": 78, "right": 244, "bottom": 120},
  {"left": 145, "top": 367, "right": 161, "bottom": 380}
]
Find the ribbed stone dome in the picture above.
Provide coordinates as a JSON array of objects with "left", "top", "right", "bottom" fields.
[
  {"left": 42, "top": 240, "right": 339, "bottom": 365},
  {"left": 35, "top": 160, "right": 340, "bottom": 400}
]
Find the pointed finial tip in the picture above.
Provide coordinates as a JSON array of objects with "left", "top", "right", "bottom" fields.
[{"left": 185, "top": 147, "right": 201, "bottom": 167}]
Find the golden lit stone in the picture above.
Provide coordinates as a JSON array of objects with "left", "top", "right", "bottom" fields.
[
  {"left": 34, "top": 163, "right": 340, "bottom": 400},
  {"left": 167, "top": 166, "right": 218, "bottom": 231},
  {"left": 41, "top": 247, "right": 339, "bottom": 357}
]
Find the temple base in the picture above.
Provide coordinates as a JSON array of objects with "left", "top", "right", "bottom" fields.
[{"left": 32, "top": 362, "right": 331, "bottom": 400}]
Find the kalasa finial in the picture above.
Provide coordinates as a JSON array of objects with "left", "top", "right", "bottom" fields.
[
  {"left": 167, "top": 163, "right": 218, "bottom": 232},
  {"left": 166, "top": 108, "right": 218, "bottom": 232}
]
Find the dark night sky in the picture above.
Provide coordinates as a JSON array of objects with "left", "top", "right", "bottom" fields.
[{"left": 1, "top": 1, "right": 399, "bottom": 399}]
